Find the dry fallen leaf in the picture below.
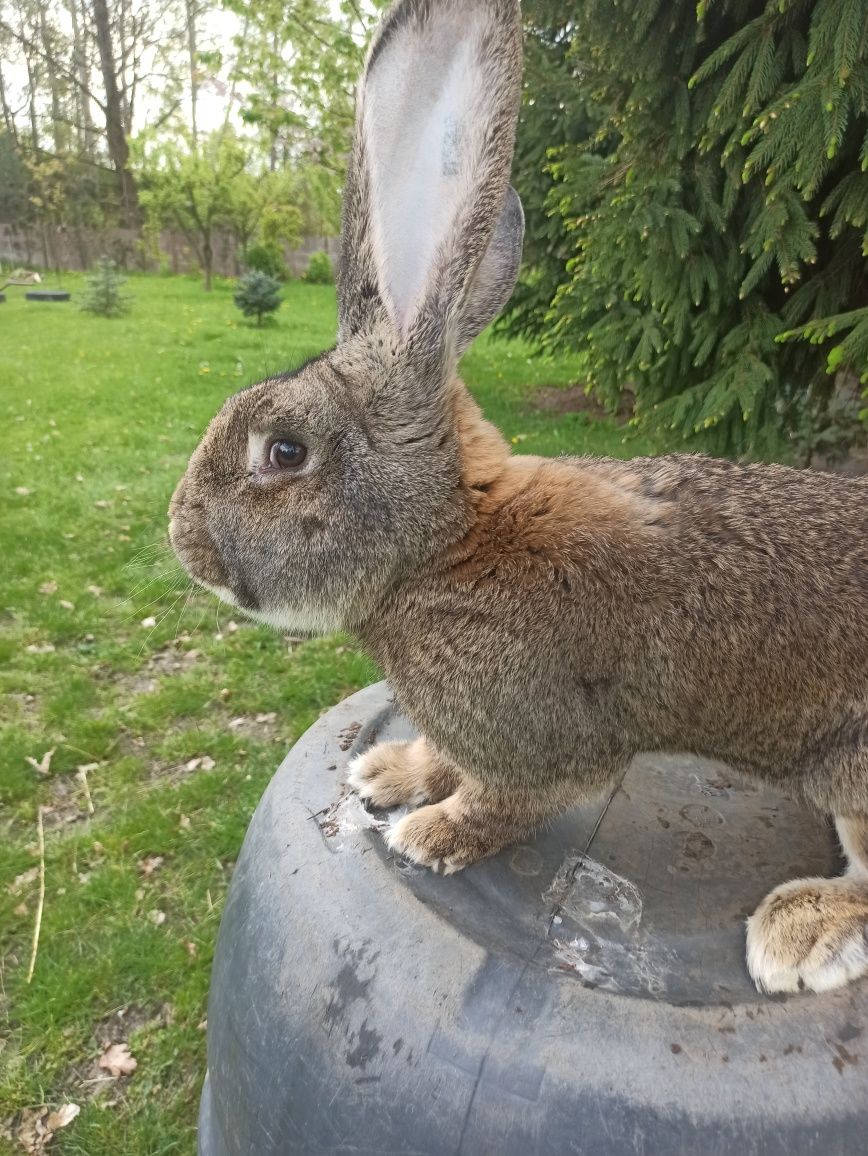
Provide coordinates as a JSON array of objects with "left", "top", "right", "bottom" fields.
[
  {"left": 10, "top": 867, "right": 40, "bottom": 893},
  {"left": 139, "top": 855, "right": 164, "bottom": 876},
  {"left": 59, "top": 599, "right": 75, "bottom": 611},
  {"left": 15, "top": 1101, "right": 80, "bottom": 1155},
  {"left": 184, "top": 755, "right": 215, "bottom": 772},
  {"left": 98, "top": 1042, "right": 137, "bottom": 1077},
  {"left": 179, "top": 814, "right": 191, "bottom": 831},
  {"left": 25, "top": 749, "right": 55, "bottom": 777},
  {"left": 15, "top": 1107, "right": 48, "bottom": 1154},
  {"left": 45, "top": 1103, "right": 80, "bottom": 1132},
  {"left": 93, "top": 499, "right": 111, "bottom": 509},
  {"left": 14, "top": 902, "right": 29, "bottom": 916},
  {"left": 38, "top": 581, "right": 58, "bottom": 595}
]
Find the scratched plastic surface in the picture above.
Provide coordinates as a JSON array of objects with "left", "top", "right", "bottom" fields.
[{"left": 198, "top": 682, "right": 867, "bottom": 1156}]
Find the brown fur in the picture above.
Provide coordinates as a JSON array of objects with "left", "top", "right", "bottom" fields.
[{"left": 169, "top": 0, "right": 868, "bottom": 993}]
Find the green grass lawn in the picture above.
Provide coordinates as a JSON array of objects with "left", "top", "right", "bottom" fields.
[{"left": 0, "top": 273, "right": 653, "bottom": 1154}]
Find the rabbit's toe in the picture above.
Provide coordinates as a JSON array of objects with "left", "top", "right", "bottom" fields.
[
  {"left": 385, "top": 799, "right": 500, "bottom": 874},
  {"left": 746, "top": 877, "right": 868, "bottom": 994},
  {"left": 347, "top": 743, "right": 430, "bottom": 809}
]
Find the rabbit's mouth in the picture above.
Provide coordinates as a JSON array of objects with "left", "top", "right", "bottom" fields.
[
  {"left": 194, "top": 575, "right": 342, "bottom": 639},
  {"left": 169, "top": 516, "right": 261, "bottom": 614}
]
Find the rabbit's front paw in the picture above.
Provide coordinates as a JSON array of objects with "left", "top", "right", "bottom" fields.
[
  {"left": 347, "top": 739, "right": 460, "bottom": 809},
  {"left": 385, "top": 796, "right": 507, "bottom": 875},
  {"left": 746, "top": 877, "right": 868, "bottom": 994}
]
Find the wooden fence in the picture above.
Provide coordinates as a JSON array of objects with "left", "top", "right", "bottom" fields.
[{"left": 0, "top": 223, "right": 339, "bottom": 279}]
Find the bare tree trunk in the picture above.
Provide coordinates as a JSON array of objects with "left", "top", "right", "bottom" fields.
[
  {"left": 92, "top": 0, "right": 137, "bottom": 227},
  {"left": 17, "top": 2, "right": 42, "bottom": 152},
  {"left": 186, "top": 0, "right": 198, "bottom": 147},
  {"left": 203, "top": 228, "right": 212, "bottom": 290},
  {"left": 35, "top": 0, "right": 63, "bottom": 153},
  {"left": 269, "top": 29, "right": 279, "bottom": 172},
  {"left": 0, "top": 62, "right": 18, "bottom": 142},
  {"left": 67, "top": 0, "right": 95, "bottom": 157}
]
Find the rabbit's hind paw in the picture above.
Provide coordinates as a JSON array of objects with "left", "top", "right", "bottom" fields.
[
  {"left": 746, "top": 876, "right": 868, "bottom": 994},
  {"left": 385, "top": 796, "right": 505, "bottom": 875}
]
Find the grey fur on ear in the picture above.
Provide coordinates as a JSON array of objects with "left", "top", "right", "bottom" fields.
[
  {"left": 337, "top": 0, "right": 523, "bottom": 354},
  {"left": 454, "top": 186, "right": 524, "bottom": 357}
]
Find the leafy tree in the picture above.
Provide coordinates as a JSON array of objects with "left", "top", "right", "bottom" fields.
[
  {"left": 136, "top": 129, "right": 249, "bottom": 290},
  {"left": 499, "top": 0, "right": 597, "bottom": 346},
  {"left": 80, "top": 254, "right": 130, "bottom": 316},
  {"left": 244, "top": 240, "right": 286, "bottom": 279},
  {"left": 224, "top": 0, "right": 386, "bottom": 235},
  {"left": 233, "top": 269, "right": 281, "bottom": 325},
  {"left": 303, "top": 249, "right": 332, "bottom": 284},
  {"left": 506, "top": 0, "right": 868, "bottom": 459}
]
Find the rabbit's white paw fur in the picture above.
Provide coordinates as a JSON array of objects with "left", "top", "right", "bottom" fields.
[
  {"left": 347, "top": 742, "right": 432, "bottom": 809},
  {"left": 746, "top": 876, "right": 868, "bottom": 994},
  {"left": 347, "top": 739, "right": 461, "bottom": 810},
  {"left": 385, "top": 805, "right": 470, "bottom": 875}
]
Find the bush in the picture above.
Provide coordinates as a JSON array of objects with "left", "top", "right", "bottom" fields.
[
  {"left": 233, "top": 271, "right": 282, "bottom": 326},
  {"left": 80, "top": 257, "right": 130, "bottom": 318},
  {"left": 304, "top": 250, "right": 333, "bottom": 284},
  {"left": 244, "top": 242, "right": 287, "bottom": 281},
  {"left": 505, "top": 0, "right": 868, "bottom": 460}
]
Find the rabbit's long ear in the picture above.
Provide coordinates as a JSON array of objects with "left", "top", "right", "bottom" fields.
[{"left": 337, "top": 0, "right": 523, "bottom": 357}]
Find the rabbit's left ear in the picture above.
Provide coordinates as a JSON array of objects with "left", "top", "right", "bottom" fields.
[{"left": 338, "top": 0, "right": 523, "bottom": 358}]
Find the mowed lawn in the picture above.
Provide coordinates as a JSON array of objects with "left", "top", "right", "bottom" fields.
[{"left": 0, "top": 274, "right": 652, "bottom": 1154}]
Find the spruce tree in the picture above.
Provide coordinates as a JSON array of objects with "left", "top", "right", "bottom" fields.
[
  {"left": 80, "top": 257, "right": 130, "bottom": 318},
  {"left": 506, "top": 0, "right": 868, "bottom": 459},
  {"left": 234, "top": 270, "right": 282, "bottom": 326}
]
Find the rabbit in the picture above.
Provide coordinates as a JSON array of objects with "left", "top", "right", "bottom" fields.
[{"left": 168, "top": 0, "right": 868, "bottom": 996}]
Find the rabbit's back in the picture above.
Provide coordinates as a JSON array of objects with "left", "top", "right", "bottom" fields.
[{"left": 368, "top": 452, "right": 868, "bottom": 811}]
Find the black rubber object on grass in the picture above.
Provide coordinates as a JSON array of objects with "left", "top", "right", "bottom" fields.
[{"left": 198, "top": 681, "right": 867, "bottom": 1155}]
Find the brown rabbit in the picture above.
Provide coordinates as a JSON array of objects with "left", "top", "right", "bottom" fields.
[{"left": 169, "top": 0, "right": 868, "bottom": 995}]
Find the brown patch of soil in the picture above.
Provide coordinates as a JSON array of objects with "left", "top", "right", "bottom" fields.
[
  {"left": 41, "top": 776, "right": 92, "bottom": 830},
  {"left": 811, "top": 446, "right": 868, "bottom": 477},
  {"left": 65, "top": 1004, "right": 173, "bottom": 1107},
  {"left": 532, "top": 384, "right": 634, "bottom": 422}
]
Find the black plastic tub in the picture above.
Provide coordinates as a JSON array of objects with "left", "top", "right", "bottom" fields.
[{"left": 198, "top": 682, "right": 867, "bottom": 1155}]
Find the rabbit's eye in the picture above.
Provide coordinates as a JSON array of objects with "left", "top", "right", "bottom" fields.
[{"left": 268, "top": 440, "right": 307, "bottom": 470}]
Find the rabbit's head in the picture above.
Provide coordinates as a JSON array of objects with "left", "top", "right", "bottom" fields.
[{"left": 169, "top": 0, "right": 524, "bottom": 634}]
